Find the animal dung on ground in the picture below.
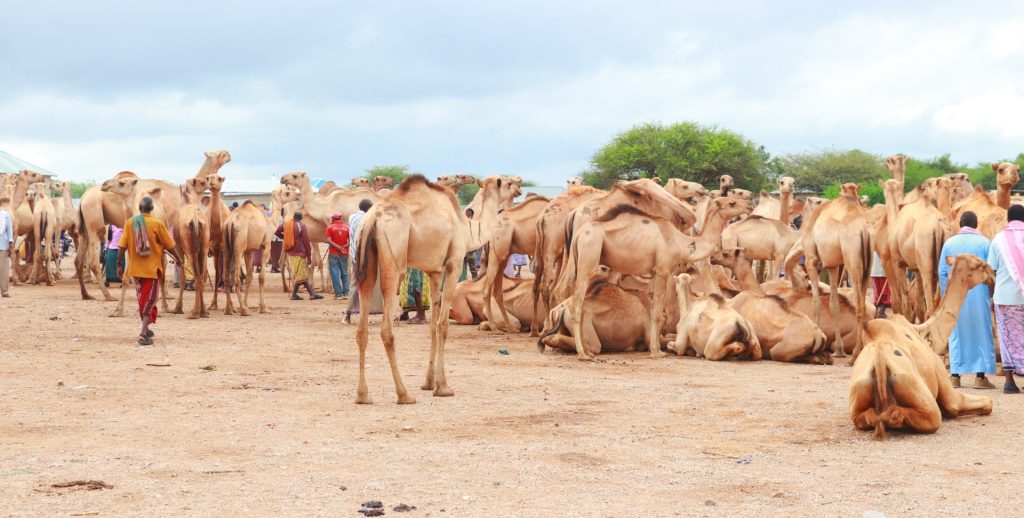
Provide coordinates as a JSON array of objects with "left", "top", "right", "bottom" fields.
[
  {"left": 359, "top": 501, "right": 385, "bottom": 516},
  {"left": 393, "top": 503, "right": 417, "bottom": 512}
]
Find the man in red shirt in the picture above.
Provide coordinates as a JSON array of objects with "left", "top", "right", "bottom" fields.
[{"left": 325, "top": 212, "right": 351, "bottom": 299}]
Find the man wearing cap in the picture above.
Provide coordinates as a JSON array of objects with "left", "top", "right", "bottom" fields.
[
  {"left": 325, "top": 212, "right": 351, "bottom": 299},
  {"left": 274, "top": 211, "right": 323, "bottom": 301}
]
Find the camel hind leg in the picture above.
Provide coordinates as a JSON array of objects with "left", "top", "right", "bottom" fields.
[
  {"left": 827, "top": 266, "right": 845, "bottom": 358},
  {"left": 172, "top": 261, "right": 186, "bottom": 315},
  {"left": 109, "top": 278, "right": 132, "bottom": 317},
  {"left": 429, "top": 265, "right": 458, "bottom": 397},
  {"left": 378, "top": 262, "right": 414, "bottom": 404},
  {"left": 257, "top": 244, "right": 268, "bottom": 314}
]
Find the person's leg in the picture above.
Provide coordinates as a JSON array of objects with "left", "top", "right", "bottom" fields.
[
  {"left": 328, "top": 255, "right": 343, "bottom": 297},
  {"left": 270, "top": 241, "right": 282, "bottom": 273},
  {"left": 409, "top": 289, "right": 426, "bottom": 323},
  {"left": 340, "top": 255, "right": 350, "bottom": 296},
  {"left": 304, "top": 259, "right": 323, "bottom": 300},
  {"left": 995, "top": 304, "right": 1021, "bottom": 393},
  {"left": 0, "top": 249, "right": 10, "bottom": 296}
]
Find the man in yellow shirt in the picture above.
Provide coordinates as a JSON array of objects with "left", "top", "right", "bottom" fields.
[{"left": 116, "top": 197, "right": 179, "bottom": 345}]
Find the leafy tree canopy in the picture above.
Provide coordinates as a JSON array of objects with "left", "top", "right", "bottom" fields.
[
  {"left": 69, "top": 181, "right": 95, "bottom": 199},
  {"left": 364, "top": 164, "right": 409, "bottom": 184},
  {"left": 582, "top": 121, "right": 769, "bottom": 191}
]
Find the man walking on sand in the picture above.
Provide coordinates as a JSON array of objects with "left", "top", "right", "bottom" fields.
[
  {"left": 275, "top": 211, "right": 323, "bottom": 301},
  {"left": 116, "top": 197, "right": 179, "bottom": 345}
]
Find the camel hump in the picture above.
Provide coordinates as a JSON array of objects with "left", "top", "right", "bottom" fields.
[{"left": 594, "top": 204, "right": 656, "bottom": 222}]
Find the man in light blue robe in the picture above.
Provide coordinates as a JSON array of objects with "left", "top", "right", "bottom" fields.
[{"left": 938, "top": 211, "right": 996, "bottom": 389}]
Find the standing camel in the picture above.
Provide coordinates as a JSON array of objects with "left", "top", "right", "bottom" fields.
[
  {"left": 170, "top": 177, "right": 211, "bottom": 319},
  {"left": 951, "top": 162, "right": 1021, "bottom": 237},
  {"left": 269, "top": 185, "right": 300, "bottom": 292},
  {"left": 223, "top": 201, "right": 272, "bottom": 316},
  {"left": 797, "top": 183, "right": 872, "bottom": 359},
  {"left": 75, "top": 172, "right": 140, "bottom": 300},
  {"left": 204, "top": 175, "right": 231, "bottom": 311},
  {"left": 481, "top": 195, "right": 550, "bottom": 334},
  {"left": 353, "top": 175, "right": 517, "bottom": 404},
  {"left": 887, "top": 178, "right": 954, "bottom": 321},
  {"left": 560, "top": 197, "right": 752, "bottom": 360},
  {"left": 28, "top": 182, "right": 58, "bottom": 285}
]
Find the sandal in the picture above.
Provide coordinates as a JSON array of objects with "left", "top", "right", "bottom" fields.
[{"left": 137, "top": 336, "right": 154, "bottom": 346}]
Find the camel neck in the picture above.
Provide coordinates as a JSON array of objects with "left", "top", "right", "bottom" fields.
[
  {"left": 733, "top": 257, "right": 763, "bottom": 294},
  {"left": 12, "top": 181, "right": 29, "bottom": 211},
  {"left": 997, "top": 185, "right": 1012, "bottom": 210},
  {"left": 778, "top": 191, "right": 791, "bottom": 223},
  {"left": 195, "top": 158, "right": 222, "bottom": 179},
  {"left": 920, "top": 276, "right": 973, "bottom": 349},
  {"left": 467, "top": 185, "right": 500, "bottom": 251}
]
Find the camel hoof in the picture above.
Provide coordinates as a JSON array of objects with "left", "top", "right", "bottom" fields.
[
  {"left": 650, "top": 350, "right": 667, "bottom": 359},
  {"left": 355, "top": 394, "right": 374, "bottom": 405},
  {"left": 420, "top": 382, "right": 434, "bottom": 391},
  {"left": 397, "top": 394, "right": 417, "bottom": 404},
  {"left": 103, "top": 296, "right": 116, "bottom": 302},
  {"left": 432, "top": 386, "right": 454, "bottom": 397}
]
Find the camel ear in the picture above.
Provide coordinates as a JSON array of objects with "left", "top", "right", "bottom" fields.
[
  {"left": 204, "top": 151, "right": 214, "bottom": 158},
  {"left": 992, "top": 163, "right": 1000, "bottom": 172},
  {"left": 148, "top": 187, "right": 162, "bottom": 201},
  {"left": 946, "top": 255, "right": 955, "bottom": 266},
  {"left": 733, "top": 247, "right": 743, "bottom": 257},
  {"left": 652, "top": 177, "right": 661, "bottom": 184}
]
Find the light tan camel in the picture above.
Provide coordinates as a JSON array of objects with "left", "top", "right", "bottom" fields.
[
  {"left": 951, "top": 162, "right": 1022, "bottom": 238},
  {"left": 373, "top": 176, "right": 395, "bottom": 192},
  {"left": 566, "top": 177, "right": 585, "bottom": 187},
  {"left": 28, "top": 182, "right": 58, "bottom": 285},
  {"left": 750, "top": 176, "right": 796, "bottom": 221},
  {"left": 663, "top": 178, "right": 707, "bottom": 204},
  {"left": 794, "top": 183, "right": 871, "bottom": 359},
  {"left": 720, "top": 215, "right": 799, "bottom": 280},
  {"left": 668, "top": 273, "right": 761, "bottom": 361},
  {"left": 559, "top": 198, "right": 752, "bottom": 359},
  {"left": 353, "top": 175, "right": 516, "bottom": 404},
  {"left": 436, "top": 174, "right": 477, "bottom": 192},
  {"left": 351, "top": 177, "right": 371, "bottom": 189},
  {"left": 170, "top": 177, "right": 211, "bottom": 319},
  {"left": 281, "top": 171, "right": 381, "bottom": 290},
  {"left": 223, "top": 201, "right": 271, "bottom": 316},
  {"left": 449, "top": 275, "right": 537, "bottom": 330},
  {"left": 75, "top": 172, "right": 139, "bottom": 300},
  {"left": 887, "top": 177, "right": 954, "bottom": 321},
  {"left": 203, "top": 175, "right": 231, "bottom": 311},
  {"left": 539, "top": 265, "right": 667, "bottom": 355},
  {"left": 6, "top": 171, "right": 47, "bottom": 283},
  {"left": 481, "top": 195, "right": 550, "bottom": 333},
  {"left": 317, "top": 181, "right": 339, "bottom": 196},
  {"left": 849, "top": 254, "right": 995, "bottom": 438}
]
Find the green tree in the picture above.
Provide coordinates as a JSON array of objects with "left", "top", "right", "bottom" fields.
[
  {"left": 777, "top": 149, "right": 886, "bottom": 194},
  {"left": 457, "top": 183, "right": 479, "bottom": 205},
  {"left": 583, "top": 121, "right": 768, "bottom": 190},
  {"left": 69, "top": 181, "right": 95, "bottom": 198},
  {"left": 365, "top": 164, "right": 409, "bottom": 184}
]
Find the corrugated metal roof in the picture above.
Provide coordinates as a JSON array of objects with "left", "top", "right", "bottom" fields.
[{"left": 0, "top": 150, "right": 55, "bottom": 176}]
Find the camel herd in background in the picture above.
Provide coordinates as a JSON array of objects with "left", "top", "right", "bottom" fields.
[{"left": 2, "top": 150, "right": 1020, "bottom": 437}]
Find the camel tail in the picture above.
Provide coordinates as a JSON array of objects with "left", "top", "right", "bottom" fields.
[
  {"left": 860, "top": 228, "right": 871, "bottom": 287},
  {"left": 533, "top": 218, "right": 546, "bottom": 302},
  {"left": 225, "top": 222, "right": 237, "bottom": 288},
  {"left": 189, "top": 220, "right": 205, "bottom": 277},
  {"left": 537, "top": 303, "right": 568, "bottom": 352},
  {"left": 563, "top": 211, "right": 577, "bottom": 260},
  {"left": 356, "top": 219, "right": 377, "bottom": 283},
  {"left": 872, "top": 349, "right": 892, "bottom": 441}
]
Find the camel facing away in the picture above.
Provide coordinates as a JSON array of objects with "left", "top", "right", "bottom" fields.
[
  {"left": 223, "top": 201, "right": 271, "bottom": 316},
  {"left": 481, "top": 195, "right": 550, "bottom": 334},
  {"left": 849, "top": 254, "right": 995, "bottom": 438},
  {"left": 353, "top": 175, "right": 517, "bottom": 404},
  {"left": 951, "top": 162, "right": 1021, "bottom": 238},
  {"left": 28, "top": 182, "right": 58, "bottom": 285},
  {"left": 75, "top": 172, "right": 139, "bottom": 300},
  {"left": 794, "top": 183, "right": 872, "bottom": 359},
  {"left": 668, "top": 273, "right": 761, "bottom": 361},
  {"left": 170, "top": 177, "right": 211, "bottom": 319},
  {"left": 558, "top": 197, "right": 752, "bottom": 360},
  {"left": 539, "top": 265, "right": 667, "bottom": 355}
]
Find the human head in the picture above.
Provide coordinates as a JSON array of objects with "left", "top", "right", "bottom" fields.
[
  {"left": 959, "top": 211, "right": 978, "bottom": 229},
  {"left": 293, "top": 211, "right": 303, "bottom": 221},
  {"left": 139, "top": 196, "right": 154, "bottom": 214},
  {"left": 465, "top": 208, "right": 475, "bottom": 218},
  {"left": 1010, "top": 204, "right": 1024, "bottom": 223},
  {"left": 331, "top": 212, "right": 343, "bottom": 221},
  {"left": 358, "top": 199, "right": 373, "bottom": 212}
]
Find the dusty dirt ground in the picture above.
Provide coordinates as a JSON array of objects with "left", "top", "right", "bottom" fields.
[{"left": 0, "top": 261, "right": 1016, "bottom": 517}]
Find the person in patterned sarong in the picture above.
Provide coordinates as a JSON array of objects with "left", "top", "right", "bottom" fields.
[
  {"left": 117, "top": 197, "right": 178, "bottom": 346},
  {"left": 274, "top": 211, "right": 323, "bottom": 301},
  {"left": 988, "top": 205, "right": 1024, "bottom": 394}
]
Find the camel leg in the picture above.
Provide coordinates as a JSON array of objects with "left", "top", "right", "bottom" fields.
[
  {"left": 242, "top": 250, "right": 255, "bottom": 312},
  {"left": 354, "top": 260, "right": 377, "bottom": 405},
  {"left": 827, "top": 266, "right": 845, "bottom": 358},
  {"left": 886, "top": 373, "right": 943, "bottom": 434},
  {"left": 234, "top": 249, "right": 251, "bottom": 317},
  {"left": 258, "top": 245, "right": 268, "bottom": 314},
  {"left": 430, "top": 265, "right": 458, "bottom": 397},
  {"left": 648, "top": 274, "right": 668, "bottom": 358},
  {"left": 173, "top": 262, "right": 186, "bottom": 314},
  {"left": 109, "top": 279, "right": 132, "bottom": 317},
  {"left": 578, "top": 304, "right": 603, "bottom": 357},
  {"left": 541, "top": 333, "right": 578, "bottom": 351},
  {"left": 208, "top": 249, "right": 222, "bottom": 311},
  {"left": 480, "top": 245, "right": 502, "bottom": 331},
  {"left": 379, "top": 263, "right": 414, "bottom": 404}
]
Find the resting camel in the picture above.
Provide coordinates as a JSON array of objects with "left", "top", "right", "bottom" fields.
[
  {"left": 559, "top": 197, "right": 752, "bottom": 360},
  {"left": 436, "top": 174, "right": 477, "bottom": 192},
  {"left": 708, "top": 248, "right": 830, "bottom": 363},
  {"left": 850, "top": 254, "right": 995, "bottom": 438},
  {"left": 353, "top": 175, "right": 517, "bottom": 404},
  {"left": 223, "top": 201, "right": 271, "bottom": 316},
  {"left": 481, "top": 195, "right": 549, "bottom": 333},
  {"left": 75, "top": 172, "right": 139, "bottom": 300},
  {"left": 951, "top": 162, "right": 1021, "bottom": 238},
  {"left": 28, "top": 182, "right": 58, "bottom": 285},
  {"left": 887, "top": 178, "right": 953, "bottom": 321},
  {"left": 351, "top": 177, "right": 371, "bottom": 189},
  {"left": 539, "top": 265, "right": 666, "bottom": 355},
  {"left": 281, "top": 171, "right": 381, "bottom": 290},
  {"left": 170, "top": 177, "right": 211, "bottom": 319},
  {"left": 449, "top": 275, "right": 536, "bottom": 329},
  {"left": 793, "top": 183, "right": 871, "bottom": 359},
  {"left": 668, "top": 273, "right": 761, "bottom": 361}
]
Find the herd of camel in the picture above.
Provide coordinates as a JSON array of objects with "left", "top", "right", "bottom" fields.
[{"left": 2, "top": 151, "right": 1019, "bottom": 438}]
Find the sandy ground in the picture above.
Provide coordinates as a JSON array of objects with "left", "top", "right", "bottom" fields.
[{"left": 0, "top": 261, "right": 1015, "bottom": 517}]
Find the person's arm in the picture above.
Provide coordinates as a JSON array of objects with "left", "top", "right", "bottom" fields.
[
  {"left": 937, "top": 244, "right": 950, "bottom": 295},
  {"left": 274, "top": 223, "right": 284, "bottom": 239},
  {"left": 302, "top": 225, "right": 312, "bottom": 262},
  {"left": 326, "top": 228, "right": 344, "bottom": 252},
  {"left": 4, "top": 214, "right": 12, "bottom": 250}
]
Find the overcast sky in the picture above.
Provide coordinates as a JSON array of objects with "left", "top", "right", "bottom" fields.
[{"left": 2, "top": 1, "right": 1023, "bottom": 190}]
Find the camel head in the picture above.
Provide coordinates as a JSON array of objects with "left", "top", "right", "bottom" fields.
[
  {"left": 777, "top": 176, "right": 795, "bottom": 194},
  {"left": 373, "top": 176, "right": 395, "bottom": 191},
  {"left": 204, "top": 149, "right": 232, "bottom": 168},
  {"left": 101, "top": 172, "right": 140, "bottom": 199},
  {"left": 718, "top": 175, "right": 734, "bottom": 192},
  {"left": 436, "top": 174, "right": 477, "bottom": 190},
  {"left": 498, "top": 175, "right": 522, "bottom": 203},
  {"left": 280, "top": 171, "right": 308, "bottom": 190},
  {"left": 709, "top": 247, "right": 745, "bottom": 269},
  {"left": 206, "top": 175, "right": 225, "bottom": 193},
  {"left": 728, "top": 188, "right": 754, "bottom": 201},
  {"left": 567, "top": 177, "right": 585, "bottom": 187},
  {"left": 946, "top": 254, "right": 995, "bottom": 293},
  {"left": 272, "top": 185, "right": 300, "bottom": 205},
  {"left": 879, "top": 179, "right": 901, "bottom": 202},
  {"left": 859, "top": 195, "right": 870, "bottom": 206},
  {"left": 885, "top": 155, "right": 909, "bottom": 177},
  {"left": 49, "top": 181, "right": 69, "bottom": 197},
  {"left": 351, "top": 177, "right": 371, "bottom": 189},
  {"left": 29, "top": 182, "right": 49, "bottom": 202},
  {"left": 992, "top": 162, "right": 1021, "bottom": 190},
  {"left": 707, "top": 196, "right": 753, "bottom": 222},
  {"left": 839, "top": 183, "right": 861, "bottom": 201},
  {"left": 184, "top": 177, "right": 211, "bottom": 197},
  {"left": 613, "top": 177, "right": 697, "bottom": 230},
  {"left": 664, "top": 178, "right": 707, "bottom": 203}
]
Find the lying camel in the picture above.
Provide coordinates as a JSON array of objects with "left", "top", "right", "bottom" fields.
[
  {"left": 727, "top": 292, "right": 830, "bottom": 364},
  {"left": 448, "top": 274, "right": 537, "bottom": 331},
  {"left": 668, "top": 273, "right": 761, "bottom": 361},
  {"left": 849, "top": 255, "right": 995, "bottom": 438},
  {"left": 539, "top": 265, "right": 666, "bottom": 355}
]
